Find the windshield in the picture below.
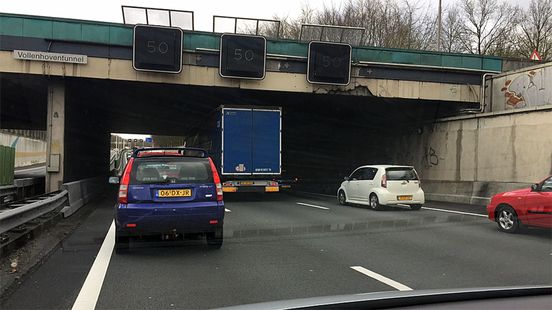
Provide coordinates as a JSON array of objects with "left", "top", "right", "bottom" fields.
[{"left": 1, "top": 0, "right": 550, "bottom": 309}]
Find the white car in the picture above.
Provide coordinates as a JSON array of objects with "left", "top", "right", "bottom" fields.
[{"left": 337, "top": 165, "right": 425, "bottom": 210}]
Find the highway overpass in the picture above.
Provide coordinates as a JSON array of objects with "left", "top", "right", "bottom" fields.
[{"left": 0, "top": 12, "right": 534, "bottom": 196}]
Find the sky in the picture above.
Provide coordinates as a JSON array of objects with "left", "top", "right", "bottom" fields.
[{"left": 0, "top": 0, "right": 528, "bottom": 32}]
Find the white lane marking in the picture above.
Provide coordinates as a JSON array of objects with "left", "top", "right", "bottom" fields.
[
  {"left": 296, "top": 202, "right": 330, "bottom": 210},
  {"left": 225, "top": 208, "right": 231, "bottom": 213},
  {"left": 293, "top": 190, "right": 336, "bottom": 198},
  {"left": 422, "top": 206, "right": 487, "bottom": 218},
  {"left": 350, "top": 266, "right": 413, "bottom": 291},
  {"left": 72, "top": 221, "right": 115, "bottom": 310}
]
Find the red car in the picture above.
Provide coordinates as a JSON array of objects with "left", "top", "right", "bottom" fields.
[{"left": 487, "top": 176, "right": 552, "bottom": 233}]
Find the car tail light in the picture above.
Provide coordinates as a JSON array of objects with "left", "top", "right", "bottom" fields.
[
  {"left": 118, "top": 157, "right": 134, "bottom": 204},
  {"left": 209, "top": 158, "right": 223, "bottom": 201},
  {"left": 381, "top": 174, "right": 387, "bottom": 188}
]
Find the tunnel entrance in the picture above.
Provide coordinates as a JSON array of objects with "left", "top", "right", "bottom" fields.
[{"left": 1, "top": 73, "right": 477, "bottom": 192}]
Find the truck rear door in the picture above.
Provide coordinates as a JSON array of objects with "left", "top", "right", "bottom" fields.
[
  {"left": 252, "top": 109, "right": 281, "bottom": 175},
  {"left": 222, "top": 109, "right": 252, "bottom": 175}
]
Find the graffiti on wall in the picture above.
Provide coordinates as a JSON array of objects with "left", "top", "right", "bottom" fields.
[
  {"left": 423, "top": 146, "right": 443, "bottom": 168},
  {"left": 501, "top": 69, "right": 547, "bottom": 109}
]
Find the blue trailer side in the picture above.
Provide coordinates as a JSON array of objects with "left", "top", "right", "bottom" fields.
[{"left": 216, "top": 106, "right": 282, "bottom": 193}]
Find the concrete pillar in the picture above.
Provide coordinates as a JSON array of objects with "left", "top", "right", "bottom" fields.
[{"left": 45, "top": 82, "right": 65, "bottom": 192}]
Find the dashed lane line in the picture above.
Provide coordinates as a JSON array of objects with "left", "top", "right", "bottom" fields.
[
  {"left": 422, "top": 206, "right": 487, "bottom": 218},
  {"left": 351, "top": 266, "right": 413, "bottom": 291},
  {"left": 296, "top": 202, "right": 330, "bottom": 210}
]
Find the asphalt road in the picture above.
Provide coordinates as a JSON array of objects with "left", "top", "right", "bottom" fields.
[
  {"left": 14, "top": 164, "right": 46, "bottom": 179},
  {"left": 2, "top": 192, "right": 551, "bottom": 309}
]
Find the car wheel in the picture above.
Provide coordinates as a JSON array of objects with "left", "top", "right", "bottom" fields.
[
  {"left": 115, "top": 231, "right": 130, "bottom": 254},
  {"left": 207, "top": 227, "right": 223, "bottom": 249},
  {"left": 496, "top": 205, "right": 520, "bottom": 233},
  {"left": 410, "top": 204, "right": 422, "bottom": 211},
  {"left": 369, "top": 194, "right": 383, "bottom": 211},
  {"left": 338, "top": 190, "right": 347, "bottom": 206}
]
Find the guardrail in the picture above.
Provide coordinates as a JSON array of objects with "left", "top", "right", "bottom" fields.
[
  {"left": 0, "top": 190, "right": 67, "bottom": 235},
  {"left": 0, "top": 185, "right": 17, "bottom": 204},
  {"left": 1, "top": 177, "right": 45, "bottom": 205}
]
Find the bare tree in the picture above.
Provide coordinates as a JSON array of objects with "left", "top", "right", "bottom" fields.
[
  {"left": 459, "top": 0, "right": 519, "bottom": 55},
  {"left": 441, "top": 7, "right": 466, "bottom": 52},
  {"left": 274, "top": 3, "right": 317, "bottom": 39},
  {"left": 272, "top": 0, "right": 549, "bottom": 60},
  {"left": 516, "top": 0, "right": 552, "bottom": 60},
  {"left": 400, "top": 1, "right": 437, "bottom": 50}
]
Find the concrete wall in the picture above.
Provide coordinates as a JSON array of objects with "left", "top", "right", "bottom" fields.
[
  {"left": 0, "top": 132, "right": 46, "bottom": 167},
  {"left": 488, "top": 62, "right": 551, "bottom": 112},
  {"left": 393, "top": 107, "right": 552, "bottom": 205}
]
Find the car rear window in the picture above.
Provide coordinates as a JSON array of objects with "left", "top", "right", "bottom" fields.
[
  {"left": 386, "top": 167, "right": 418, "bottom": 181},
  {"left": 130, "top": 157, "right": 212, "bottom": 184}
]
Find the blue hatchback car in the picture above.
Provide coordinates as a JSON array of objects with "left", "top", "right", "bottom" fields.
[{"left": 111, "top": 147, "right": 224, "bottom": 252}]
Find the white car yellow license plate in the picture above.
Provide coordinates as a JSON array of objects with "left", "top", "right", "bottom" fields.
[{"left": 397, "top": 195, "right": 413, "bottom": 201}]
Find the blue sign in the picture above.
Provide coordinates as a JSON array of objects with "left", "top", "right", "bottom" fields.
[{"left": 145, "top": 137, "right": 153, "bottom": 143}]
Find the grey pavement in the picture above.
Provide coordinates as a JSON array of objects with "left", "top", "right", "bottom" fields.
[{"left": 2, "top": 191, "right": 550, "bottom": 309}]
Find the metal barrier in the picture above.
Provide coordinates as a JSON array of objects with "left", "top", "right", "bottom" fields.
[
  {"left": 60, "top": 177, "right": 107, "bottom": 217},
  {"left": 0, "top": 190, "right": 67, "bottom": 235},
  {"left": 0, "top": 176, "right": 106, "bottom": 242}
]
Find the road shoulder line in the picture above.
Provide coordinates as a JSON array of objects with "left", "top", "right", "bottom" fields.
[{"left": 72, "top": 220, "right": 115, "bottom": 310}]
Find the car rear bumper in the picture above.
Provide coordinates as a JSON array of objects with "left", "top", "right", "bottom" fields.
[
  {"left": 378, "top": 191, "right": 425, "bottom": 205},
  {"left": 115, "top": 201, "right": 224, "bottom": 235}
]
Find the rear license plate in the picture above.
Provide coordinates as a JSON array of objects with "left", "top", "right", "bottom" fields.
[
  {"left": 240, "top": 181, "right": 254, "bottom": 185},
  {"left": 397, "top": 195, "right": 413, "bottom": 201},
  {"left": 158, "top": 189, "right": 192, "bottom": 197}
]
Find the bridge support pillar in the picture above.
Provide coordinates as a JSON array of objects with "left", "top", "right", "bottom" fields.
[{"left": 45, "top": 82, "right": 65, "bottom": 192}]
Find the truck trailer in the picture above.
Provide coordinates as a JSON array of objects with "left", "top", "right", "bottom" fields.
[{"left": 209, "top": 106, "right": 282, "bottom": 193}]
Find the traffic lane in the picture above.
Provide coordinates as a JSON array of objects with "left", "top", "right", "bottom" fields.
[
  {"left": 14, "top": 164, "right": 46, "bottom": 178},
  {"left": 6, "top": 191, "right": 548, "bottom": 309},
  {"left": 95, "top": 193, "right": 550, "bottom": 309},
  {"left": 289, "top": 193, "right": 551, "bottom": 287},
  {"left": 95, "top": 194, "right": 396, "bottom": 310},
  {"left": 288, "top": 191, "right": 488, "bottom": 215},
  {"left": 223, "top": 192, "right": 372, "bottom": 229},
  {"left": 299, "top": 214, "right": 551, "bottom": 291},
  {"left": 1, "top": 195, "right": 115, "bottom": 310},
  {"left": 226, "top": 193, "right": 551, "bottom": 289}
]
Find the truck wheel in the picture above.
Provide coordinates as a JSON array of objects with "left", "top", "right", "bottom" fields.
[
  {"left": 338, "top": 190, "right": 347, "bottom": 206},
  {"left": 115, "top": 231, "right": 130, "bottom": 254},
  {"left": 207, "top": 227, "right": 223, "bottom": 249}
]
